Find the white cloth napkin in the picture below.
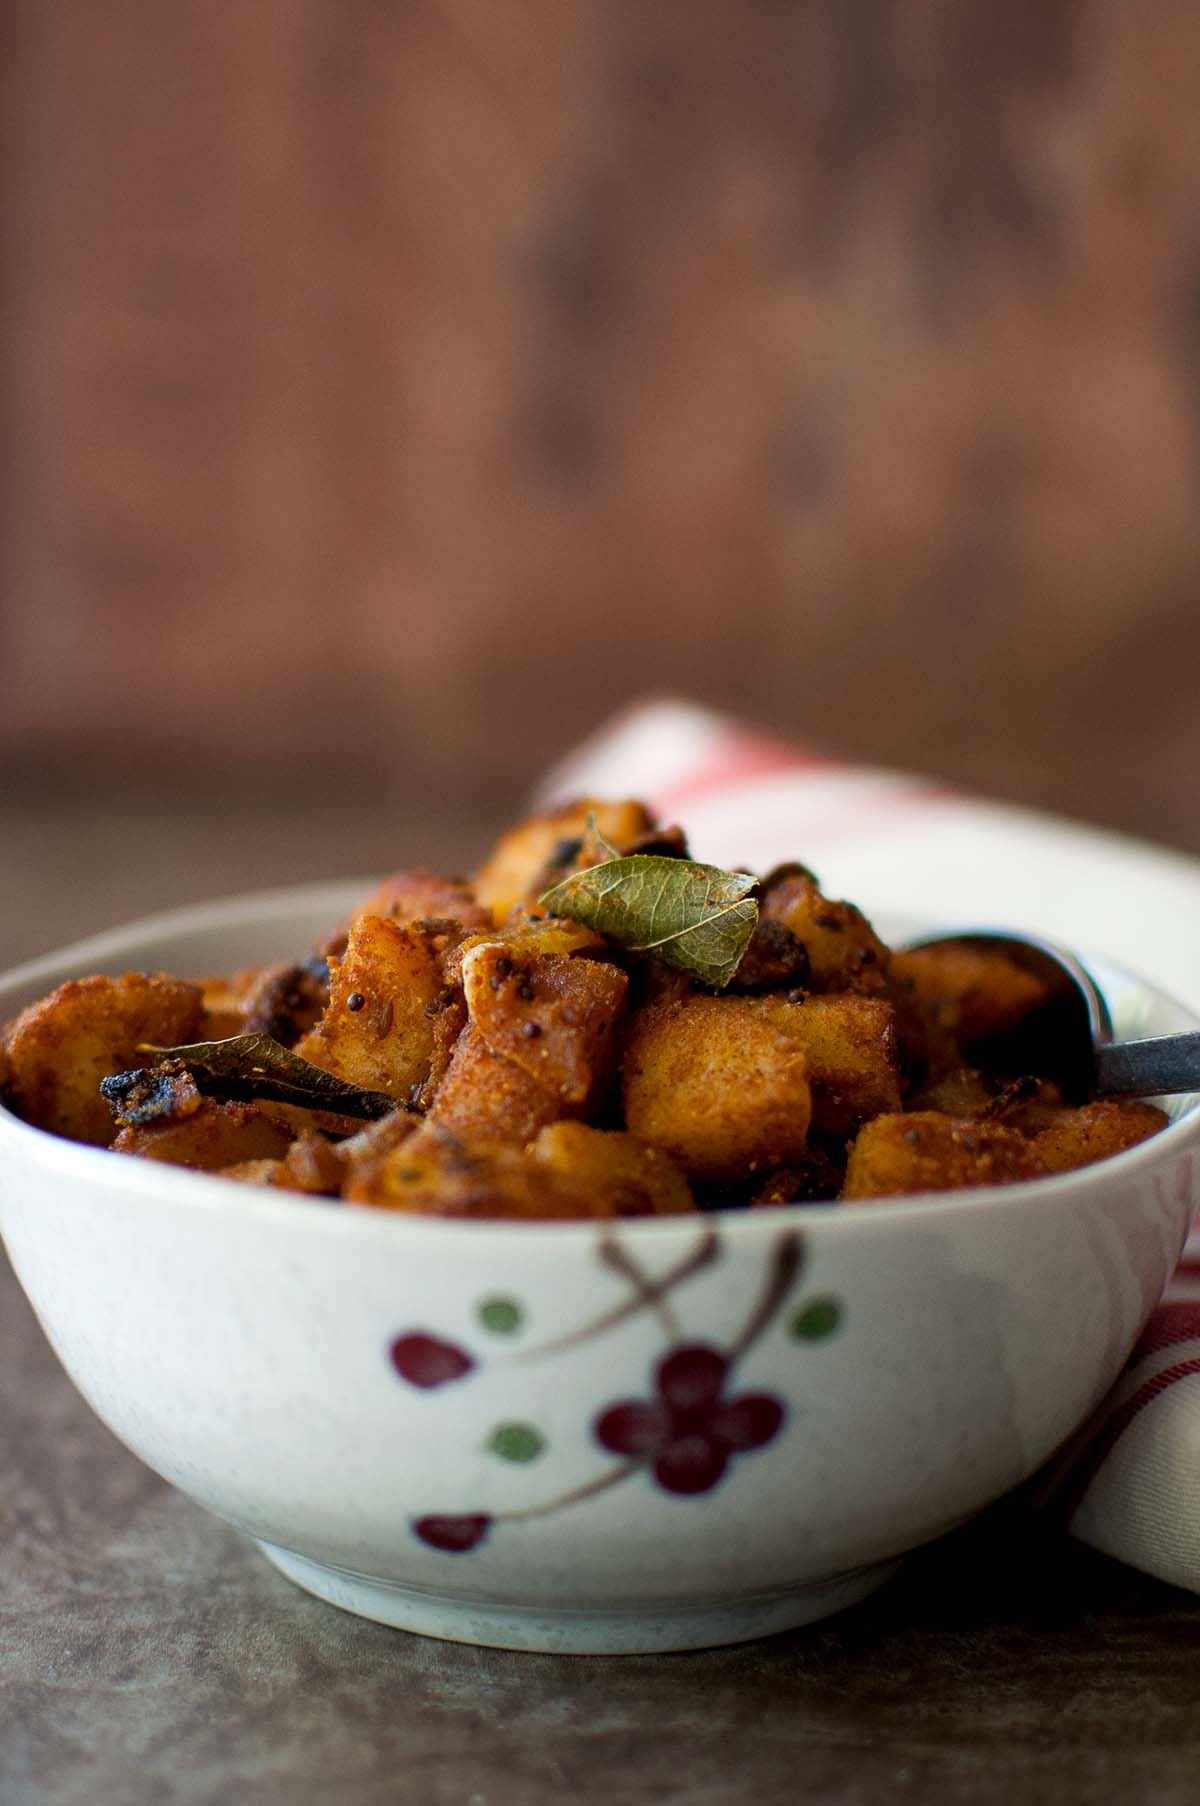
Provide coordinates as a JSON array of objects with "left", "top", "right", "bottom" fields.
[{"left": 539, "top": 697, "right": 1200, "bottom": 1593}]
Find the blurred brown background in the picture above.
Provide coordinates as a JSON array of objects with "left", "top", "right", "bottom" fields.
[{"left": 3, "top": 1, "right": 1200, "bottom": 961}]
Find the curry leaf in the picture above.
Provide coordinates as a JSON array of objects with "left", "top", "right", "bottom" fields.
[
  {"left": 109, "top": 1032, "right": 401, "bottom": 1120},
  {"left": 539, "top": 855, "right": 758, "bottom": 989}
]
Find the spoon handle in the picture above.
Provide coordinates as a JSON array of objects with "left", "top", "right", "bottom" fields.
[{"left": 1094, "top": 1031, "right": 1200, "bottom": 1099}]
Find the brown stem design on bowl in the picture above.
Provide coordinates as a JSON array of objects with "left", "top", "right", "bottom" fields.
[
  {"left": 727, "top": 1230, "right": 804, "bottom": 1364},
  {"left": 500, "top": 1457, "right": 646, "bottom": 1522},
  {"left": 507, "top": 1225, "right": 721, "bottom": 1363}
]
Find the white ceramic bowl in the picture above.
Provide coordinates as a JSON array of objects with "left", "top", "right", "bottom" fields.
[{"left": 2, "top": 884, "right": 1199, "bottom": 1655}]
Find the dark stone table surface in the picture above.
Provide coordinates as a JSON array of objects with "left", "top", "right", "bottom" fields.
[{"left": 5, "top": 784, "right": 1200, "bottom": 1805}]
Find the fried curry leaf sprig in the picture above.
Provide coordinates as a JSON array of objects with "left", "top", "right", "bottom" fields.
[{"left": 101, "top": 1032, "right": 400, "bottom": 1122}]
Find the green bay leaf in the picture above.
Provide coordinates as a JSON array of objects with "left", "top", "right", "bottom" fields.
[{"left": 539, "top": 854, "right": 758, "bottom": 990}]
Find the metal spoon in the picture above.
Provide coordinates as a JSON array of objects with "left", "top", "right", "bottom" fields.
[{"left": 901, "top": 929, "right": 1200, "bottom": 1104}]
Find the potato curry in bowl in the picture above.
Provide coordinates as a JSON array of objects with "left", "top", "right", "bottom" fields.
[{"left": 0, "top": 798, "right": 1167, "bottom": 1216}]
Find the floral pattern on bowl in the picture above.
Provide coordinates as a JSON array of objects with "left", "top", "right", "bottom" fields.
[{"left": 387, "top": 1226, "right": 843, "bottom": 1552}]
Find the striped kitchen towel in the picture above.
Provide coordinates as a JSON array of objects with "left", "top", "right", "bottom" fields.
[{"left": 539, "top": 697, "right": 1200, "bottom": 1592}]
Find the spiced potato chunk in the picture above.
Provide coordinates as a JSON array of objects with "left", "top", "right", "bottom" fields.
[
  {"left": 473, "top": 797, "right": 655, "bottom": 924},
  {"left": 761, "top": 995, "right": 902, "bottom": 1138},
  {"left": 432, "top": 948, "right": 629, "bottom": 1144},
  {"left": 339, "top": 870, "right": 492, "bottom": 942},
  {"left": 888, "top": 946, "right": 1052, "bottom": 1056},
  {"left": 1, "top": 973, "right": 203, "bottom": 1145},
  {"left": 112, "top": 1099, "right": 294, "bottom": 1170},
  {"left": 622, "top": 995, "right": 812, "bottom": 1181},
  {"left": 347, "top": 1119, "right": 693, "bottom": 1220},
  {"left": 842, "top": 1112, "right": 1049, "bottom": 1200},
  {"left": 293, "top": 915, "right": 441, "bottom": 1106},
  {"left": 528, "top": 1122, "right": 695, "bottom": 1215},
  {"left": 757, "top": 866, "right": 890, "bottom": 996},
  {"left": 1027, "top": 1101, "right": 1169, "bottom": 1174}
]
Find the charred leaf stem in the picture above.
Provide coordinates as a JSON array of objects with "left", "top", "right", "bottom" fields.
[{"left": 101, "top": 1032, "right": 402, "bottom": 1121}]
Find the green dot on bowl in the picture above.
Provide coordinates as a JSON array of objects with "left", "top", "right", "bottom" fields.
[
  {"left": 790, "top": 1297, "right": 843, "bottom": 1341},
  {"left": 487, "top": 1421, "right": 545, "bottom": 1463},
  {"left": 478, "top": 1296, "right": 523, "bottom": 1335}
]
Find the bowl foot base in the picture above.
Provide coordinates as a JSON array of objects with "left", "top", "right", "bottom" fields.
[{"left": 256, "top": 1541, "right": 901, "bottom": 1653}]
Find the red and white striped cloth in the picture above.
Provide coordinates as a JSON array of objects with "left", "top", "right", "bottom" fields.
[{"left": 539, "top": 698, "right": 1200, "bottom": 1592}]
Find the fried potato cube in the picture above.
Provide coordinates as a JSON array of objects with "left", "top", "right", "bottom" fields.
[
  {"left": 750, "top": 1141, "right": 846, "bottom": 1206},
  {"left": 196, "top": 966, "right": 271, "bottom": 1040},
  {"left": 461, "top": 944, "right": 628, "bottom": 1107},
  {"left": 112, "top": 1099, "right": 293, "bottom": 1169},
  {"left": 342, "top": 1125, "right": 576, "bottom": 1218},
  {"left": 219, "top": 1158, "right": 294, "bottom": 1188},
  {"left": 904, "top": 1066, "right": 995, "bottom": 1118},
  {"left": 454, "top": 905, "right": 608, "bottom": 968},
  {"left": 1, "top": 973, "right": 204, "bottom": 1145},
  {"left": 473, "top": 798, "right": 654, "bottom": 923},
  {"left": 439, "top": 908, "right": 608, "bottom": 998},
  {"left": 762, "top": 995, "right": 902, "bottom": 1137},
  {"left": 1029, "top": 1100, "right": 1169, "bottom": 1174},
  {"left": 621, "top": 995, "right": 812, "bottom": 1181},
  {"left": 841, "top": 1112, "right": 1047, "bottom": 1200},
  {"left": 293, "top": 916, "right": 441, "bottom": 1105},
  {"left": 888, "top": 947, "right": 1052, "bottom": 1051},
  {"left": 528, "top": 1122, "right": 695, "bottom": 1215},
  {"left": 240, "top": 959, "right": 330, "bottom": 1045},
  {"left": 758, "top": 866, "right": 890, "bottom": 995},
  {"left": 729, "top": 918, "right": 812, "bottom": 994},
  {"left": 283, "top": 1111, "right": 418, "bottom": 1196},
  {"left": 428, "top": 1027, "right": 567, "bottom": 1145},
  {"left": 344, "top": 1123, "right": 682, "bottom": 1219},
  {"left": 343, "top": 871, "right": 492, "bottom": 937}
]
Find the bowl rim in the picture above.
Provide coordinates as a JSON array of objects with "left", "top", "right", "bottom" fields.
[{"left": 2, "top": 880, "right": 1198, "bottom": 1250}]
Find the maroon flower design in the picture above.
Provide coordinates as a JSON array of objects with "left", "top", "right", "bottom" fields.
[
  {"left": 390, "top": 1331, "right": 474, "bottom": 1389},
  {"left": 414, "top": 1512, "right": 492, "bottom": 1553},
  {"left": 594, "top": 1343, "right": 784, "bottom": 1495}
]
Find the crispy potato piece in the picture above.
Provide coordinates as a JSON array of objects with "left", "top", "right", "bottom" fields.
[
  {"left": 220, "top": 1158, "right": 294, "bottom": 1188},
  {"left": 2, "top": 973, "right": 204, "bottom": 1145},
  {"left": 112, "top": 1099, "right": 293, "bottom": 1169},
  {"left": 196, "top": 966, "right": 271, "bottom": 1040},
  {"left": 621, "top": 995, "right": 812, "bottom": 1181},
  {"left": 1029, "top": 1101, "right": 1169, "bottom": 1174},
  {"left": 729, "top": 918, "right": 812, "bottom": 994},
  {"left": 883, "top": 976, "right": 961, "bottom": 1088},
  {"left": 888, "top": 947, "right": 1052, "bottom": 1051},
  {"left": 759, "top": 866, "right": 890, "bottom": 995},
  {"left": 345, "top": 1124, "right": 667, "bottom": 1219},
  {"left": 345, "top": 871, "right": 492, "bottom": 937},
  {"left": 762, "top": 995, "right": 901, "bottom": 1137},
  {"left": 905, "top": 1066, "right": 995, "bottom": 1118},
  {"left": 429, "top": 1026, "right": 566, "bottom": 1145},
  {"left": 750, "top": 1140, "right": 846, "bottom": 1206},
  {"left": 282, "top": 1111, "right": 417, "bottom": 1196},
  {"left": 198, "top": 958, "right": 332, "bottom": 1050},
  {"left": 240, "top": 958, "right": 330, "bottom": 1045},
  {"left": 444, "top": 906, "right": 607, "bottom": 982},
  {"left": 461, "top": 944, "right": 628, "bottom": 1107},
  {"left": 439, "top": 912, "right": 608, "bottom": 1016},
  {"left": 528, "top": 1122, "right": 695, "bottom": 1215},
  {"left": 411, "top": 992, "right": 468, "bottom": 1111},
  {"left": 293, "top": 916, "right": 441, "bottom": 1105},
  {"left": 842, "top": 1112, "right": 1047, "bottom": 1200},
  {"left": 280, "top": 1132, "right": 347, "bottom": 1195},
  {"left": 473, "top": 798, "right": 654, "bottom": 924},
  {"left": 344, "top": 1130, "right": 558, "bottom": 1216}
]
